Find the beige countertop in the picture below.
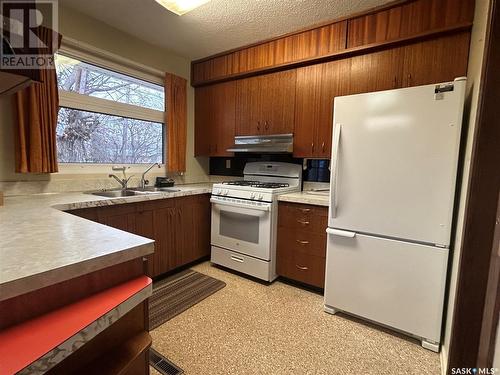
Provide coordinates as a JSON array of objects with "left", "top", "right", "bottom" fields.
[
  {"left": 278, "top": 190, "right": 330, "bottom": 207},
  {"left": 0, "top": 184, "right": 212, "bottom": 301}
]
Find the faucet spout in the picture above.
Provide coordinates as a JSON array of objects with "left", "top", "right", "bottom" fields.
[
  {"left": 109, "top": 173, "right": 132, "bottom": 190},
  {"left": 140, "top": 163, "right": 162, "bottom": 189}
]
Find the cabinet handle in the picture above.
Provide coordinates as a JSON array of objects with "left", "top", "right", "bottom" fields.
[
  {"left": 300, "top": 208, "right": 311, "bottom": 213},
  {"left": 393, "top": 76, "right": 397, "bottom": 88},
  {"left": 311, "top": 143, "right": 314, "bottom": 153},
  {"left": 215, "top": 144, "right": 218, "bottom": 153},
  {"left": 407, "top": 73, "right": 412, "bottom": 87},
  {"left": 230, "top": 255, "right": 244, "bottom": 263},
  {"left": 297, "top": 220, "right": 310, "bottom": 225},
  {"left": 265, "top": 120, "right": 269, "bottom": 130},
  {"left": 321, "top": 142, "right": 325, "bottom": 152},
  {"left": 257, "top": 121, "right": 261, "bottom": 132},
  {"left": 296, "top": 240, "right": 310, "bottom": 245},
  {"left": 296, "top": 264, "right": 309, "bottom": 271}
]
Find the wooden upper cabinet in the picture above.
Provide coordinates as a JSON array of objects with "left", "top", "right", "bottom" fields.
[
  {"left": 291, "top": 22, "right": 347, "bottom": 61},
  {"left": 294, "top": 60, "right": 349, "bottom": 159},
  {"left": 347, "top": 47, "right": 404, "bottom": 95},
  {"left": 402, "top": 32, "right": 471, "bottom": 87},
  {"left": 347, "top": 0, "right": 474, "bottom": 48},
  {"left": 236, "top": 70, "right": 296, "bottom": 136},
  {"left": 194, "top": 86, "right": 211, "bottom": 156},
  {"left": 194, "top": 81, "right": 236, "bottom": 156},
  {"left": 192, "top": 21, "right": 347, "bottom": 86}
]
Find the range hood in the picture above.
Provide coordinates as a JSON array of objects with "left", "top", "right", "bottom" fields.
[{"left": 226, "top": 134, "right": 293, "bottom": 153}]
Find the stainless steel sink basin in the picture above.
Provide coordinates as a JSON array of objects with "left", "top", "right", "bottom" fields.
[
  {"left": 86, "top": 187, "right": 180, "bottom": 198},
  {"left": 131, "top": 187, "right": 181, "bottom": 193},
  {"left": 89, "top": 190, "right": 138, "bottom": 198}
]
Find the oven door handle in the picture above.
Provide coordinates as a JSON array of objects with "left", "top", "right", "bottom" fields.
[{"left": 210, "top": 198, "right": 271, "bottom": 212}]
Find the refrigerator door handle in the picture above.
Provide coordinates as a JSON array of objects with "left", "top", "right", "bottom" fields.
[
  {"left": 331, "top": 124, "right": 342, "bottom": 218},
  {"left": 326, "top": 228, "right": 356, "bottom": 238}
]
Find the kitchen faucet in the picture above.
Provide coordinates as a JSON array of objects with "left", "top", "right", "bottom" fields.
[
  {"left": 109, "top": 166, "right": 133, "bottom": 190},
  {"left": 140, "top": 163, "right": 161, "bottom": 188}
]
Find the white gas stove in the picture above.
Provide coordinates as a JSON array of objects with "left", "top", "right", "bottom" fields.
[{"left": 210, "top": 162, "right": 302, "bottom": 282}]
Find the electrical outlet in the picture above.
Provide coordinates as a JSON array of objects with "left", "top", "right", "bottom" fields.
[{"left": 225, "top": 159, "right": 231, "bottom": 169}]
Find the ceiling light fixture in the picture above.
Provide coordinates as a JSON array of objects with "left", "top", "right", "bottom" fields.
[{"left": 154, "top": 0, "right": 211, "bottom": 16}]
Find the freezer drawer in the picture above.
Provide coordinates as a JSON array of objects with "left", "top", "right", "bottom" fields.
[{"left": 324, "top": 231, "right": 448, "bottom": 343}]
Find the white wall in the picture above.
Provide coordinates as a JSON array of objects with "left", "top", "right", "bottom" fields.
[
  {"left": 0, "top": 5, "right": 209, "bottom": 195},
  {"left": 441, "top": 0, "right": 491, "bottom": 372}
]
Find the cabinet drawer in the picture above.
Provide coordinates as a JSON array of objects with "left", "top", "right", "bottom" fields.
[
  {"left": 278, "top": 229, "right": 326, "bottom": 258},
  {"left": 278, "top": 203, "right": 327, "bottom": 234},
  {"left": 277, "top": 251, "right": 326, "bottom": 288}
]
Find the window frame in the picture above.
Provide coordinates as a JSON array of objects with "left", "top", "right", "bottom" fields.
[{"left": 55, "top": 40, "right": 167, "bottom": 174}]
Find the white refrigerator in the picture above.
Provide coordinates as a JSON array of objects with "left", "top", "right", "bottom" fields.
[{"left": 324, "top": 78, "right": 466, "bottom": 352}]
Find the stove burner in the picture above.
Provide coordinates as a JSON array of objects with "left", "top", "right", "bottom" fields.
[{"left": 222, "top": 181, "right": 290, "bottom": 189}]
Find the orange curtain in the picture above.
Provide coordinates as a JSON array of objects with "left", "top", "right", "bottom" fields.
[
  {"left": 165, "top": 73, "right": 187, "bottom": 173},
  {"left": 14, "top": 27, "right": 60, "bottom": 173}
]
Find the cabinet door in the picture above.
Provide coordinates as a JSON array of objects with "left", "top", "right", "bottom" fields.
[
  {"left": 294, "top": 64, "right": 322, "bottom": 157},
  {"left": 175, "top": 197, "right": 195, "bottom": 268},
  {"left": 261, "top": 70, "right": 296, "bottom": 135},
  {"left": 175, "top": 195, "right": 211, "bottom": 267},
  {"left": 193, "top": 195, "right": 211, "bottom": 260},
  {"left": 317, "top": 60, "right": 350, "bottom": 158},
  {"left": 134, "top": 208, "right": 155, "bottom": 277},
  {"left": 195, "top": 82, "right": 237, "bottom": 156},
  {"left": 194, "top": 86, "right": 212, "bottom": 156},
  {"left": 294, "top": 60, "right": 349, "bottom": 158},
  {"left": 402, "top": 32, "right": 470, "bottom": 87},
  {"left": 153, "top": 206, "right": 177, "bottom": 276},
  {"left": 212, "top": 81, "right": 236, "bottom": 156},
  {"left": 97, "top": 205, "right": 136, "bottom": 233},
  {"left": 347, "top": 47, "right": 403, "bottom": 95},
  {"left": 236, "top": 75, "right": 262, "bottom": 135}
]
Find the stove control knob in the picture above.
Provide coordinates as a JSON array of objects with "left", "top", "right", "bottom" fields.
[
  {"left": 258, "top": 194, "right": 264, "bottom": 200},
  {"left": 216, "top": 189, "right": 221, "bottom": 195},
  {"left": 224, "top": 190, "right": 229, "bottom": 195},
  {"left": 250, "top": 193, "right": 256, "bottom": 199}
]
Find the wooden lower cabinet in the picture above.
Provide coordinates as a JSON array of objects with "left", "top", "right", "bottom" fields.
[
  {"left": 276, "top": 202, "right": 328, "bottom": 288},
  {"left": 68, "top": 194, "right": 211, "bottom": 278}
]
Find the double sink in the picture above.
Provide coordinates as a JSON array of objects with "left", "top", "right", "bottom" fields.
[{"left": 87, "top": 186, "right": 181, "bottom": 198}]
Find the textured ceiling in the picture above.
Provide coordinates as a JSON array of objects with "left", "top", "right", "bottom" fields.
[{"left": 59, "top": 0, "right": 394, "bottom": 60}]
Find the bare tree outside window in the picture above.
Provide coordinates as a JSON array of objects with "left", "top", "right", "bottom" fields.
[{"left": 55, "top": 54, "right": 165, "bottom": 164}]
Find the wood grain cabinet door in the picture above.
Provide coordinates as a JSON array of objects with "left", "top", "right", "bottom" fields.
[
  {"left": 294, "top": 60, "right": 348, "bottom": 159},
  {"left": 97, "top": 205, "right": 137, "bottom": 233},
  {"left": 194, "top": 86, "right": 212, "bottom": 156},
  {"left": 402, "top": 32, "right": 471, "bottom": 87},
  {"left": 153, "top": 206, "right": 177, "bottom": 276},
  {"left": 236, "top": 75, "right": 262, "bottom": 135},
  {"left": 195, "top": 82, "right": 236, "bottom": 156},
  {"left": 346, "top": 0, "right": 474, "bottom": 48},
  {"left": 294, "top": 64, "right": 322, "bottom": 158},
  {"left": 212, "top": 81, "right": 236, "bottom": 156},
  {"left": 261, "top": 70, "right": 296, "bottom": 135},
  {"left": 347, "top": 46, "right": 403, "bottom": 95},
  {"left": 133, "top": 208, "right": 155, "bottom": 277},
  {"left": 236, "top": 70, "right": 296, "bottom": 136}
]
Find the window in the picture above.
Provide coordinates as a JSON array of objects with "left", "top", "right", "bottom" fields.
[{"left": 55, "top": 53, "right": 165, "bottom": 164}]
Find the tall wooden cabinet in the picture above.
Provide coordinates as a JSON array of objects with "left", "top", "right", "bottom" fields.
[
  {"left": 236, "top": 70, "right": 296, "bottom": 136},
  {"left": 195, "top": 81, "right": 236, "bottom": 156},
  {"left": 294, "top": 59, "right": 350, "bottom": 158}
]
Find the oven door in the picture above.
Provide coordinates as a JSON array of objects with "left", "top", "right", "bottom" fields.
[{"left": 211, "top": 196, "right": 272, "bottom": 261}]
